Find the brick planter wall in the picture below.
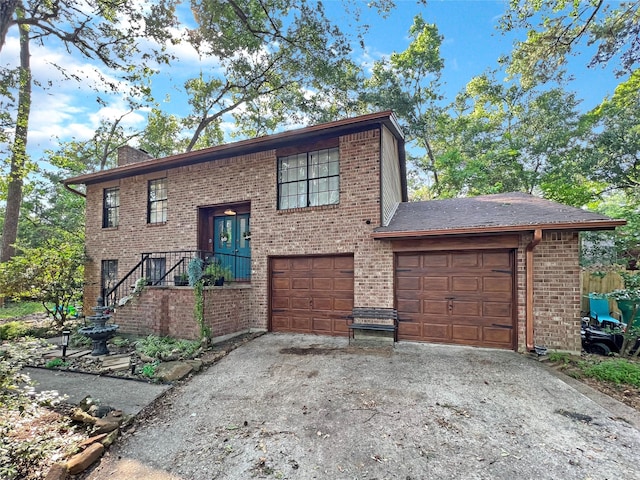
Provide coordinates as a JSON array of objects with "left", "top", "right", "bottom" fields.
[{"left": 111, "top": 285, "right": 252, "bottom": 340}]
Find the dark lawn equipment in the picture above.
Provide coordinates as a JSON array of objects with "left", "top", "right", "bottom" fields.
[{"left": 581, "top": 317, "right": 624, "bottom": 355}]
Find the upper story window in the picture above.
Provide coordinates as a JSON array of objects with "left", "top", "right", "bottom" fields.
[
  {"left": 102, "top": 187, "right": 119, "bottom": 228},
  {"left": 148, "top": 178, "right": 167, "bottom": 224},
  {"left": 278, "top": 147, "right": 339, "bottom": 210}
]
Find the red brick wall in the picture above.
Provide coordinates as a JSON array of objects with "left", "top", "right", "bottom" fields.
[
  {"left": 111, "top": 285, "right": 252, "bottom": 340},
  {"left": 83, "top": 127, "right": 395, "bottom": 338},
  {"left": 516, "top": 231, "right": 582, "bottom": 354}
]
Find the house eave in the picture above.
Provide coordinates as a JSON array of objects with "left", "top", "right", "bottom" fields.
[
  {"left": 63, "top": 111, "right": 403, "bottom": 186},
  {"left": 371, "top": 220, "right": 627, "bottom": 239}
]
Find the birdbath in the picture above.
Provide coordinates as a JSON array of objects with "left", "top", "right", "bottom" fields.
[{"left": 79, "top": 297, "right": 119, "bottom": 356}]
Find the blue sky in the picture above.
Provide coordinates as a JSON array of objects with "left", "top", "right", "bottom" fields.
[{"left": 1, "top": 0, "right": 623, "bottom": 160}]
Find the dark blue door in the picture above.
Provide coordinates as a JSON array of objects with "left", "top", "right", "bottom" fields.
[{"left": 213, "top": 214, "right": 251, "bottom": 280}]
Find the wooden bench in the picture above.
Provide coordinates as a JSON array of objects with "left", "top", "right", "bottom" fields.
[{"left": 346, "top": 308, "right": 398, "bottom": 345}]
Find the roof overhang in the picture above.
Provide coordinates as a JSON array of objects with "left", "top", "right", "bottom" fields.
[
  {"left": 371, "top": 219, "right": 626, "bottom": 240},
  {"left": 64, "top": 111, "right": 404, "bottom": 186}
]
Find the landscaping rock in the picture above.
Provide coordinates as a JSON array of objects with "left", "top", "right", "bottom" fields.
[
  {"left": 155, "top": 360, "right": 193, "bottom": 382},
  {"left": 66, "top": 442, "right": 104, "bottom": 475},
  {"left": 78, "top": 433, "right": 108, "bottom": 448},
  {"left": 101, "top": 429, "right": 119, "bottom": 448},
  {"left": 93, "top": 412, "right": 124, "bottom": 434},
  {"left": 44, "top": 463, "right": 68, "bottom": 480},
  {"left": 78, "top": 395, "right": 96, "bottom": 412},
  {"left": 70, "top": 408, "right": 96, "bottom": 425},
  {"left": 186, "top": 358, "right": 203, "bottom": 372}
]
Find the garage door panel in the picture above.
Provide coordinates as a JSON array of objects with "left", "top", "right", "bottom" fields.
[
  {"left": 452, "top": 301, "right": 480, "bottom": 316},
  {"left": 272, "top": 278, "right": 290, "bottom": 289},
  {"left": 397, "top": 255, "right": 421, "bottom": 268},
  {"left": 397, "top": 298, "right": 420, "bottom": 313},
  {"left": 271, "top": 255, "right": 353, "bottom": 336},
  {"left": 313, "top": 297, "right": 333, "bottom": 310},
  {"left": 483, "top": 277, "right": 512, "bottom": 292},
  {"left": 334, "top": 278, "right": 354, "bottom": 291},
  {"left": 483, "top": 301, "right": 512, "bottom": 317},
  {"left": 291, "top": 298, "right": 310, "bottom": 310},
  {"left": 452, "top": 277, "right": 479, "bottom": 291},
  {"left": 424, "top": 276, "right": 449, "bottom": 291},
  {"left": 483, "top": 327, "right": 512, "bottom": 344},
  {"left": 397, "top": 320, "right": 422, "bottom": 338},
  {"left": 272, "top": 297, "right": 289, "bottom": 309},
  {"left": 423, "top": 254, "right": 449, "bottom": 267},
  {"left": 291, "top": 257, "right": 312, "bottom": 270},
  {"left": 271, "top": 315, "right": 289, "bottom": 329},
  {"left": 334, "top": 256, "right": 354, "bottom": 270},
  {"left": 452, "top": 325, "right": 480, "bottom": 341},
  {"left": 312, "top": 317, "right": 333, "bottom": 332},
  {"left": 422, "top": 323, "right": 451, "bottom": 340},
  {"left": 291, "top": 278, "right": 310, "bottom": 289},
  {"left": 396, "top": 250, "right": 515, "bottom": 349},
  {"left": 452, "top": 253, "right": 480, "bottom": 268},
  {"left": 424, "top": 300, "right": 448, "bottom": 315},
  {"left": 483, "top": 252, "right": 511, "bottom": 268},
  {"left": 334, "top": 298, "right": 353, "bottom": 311},
  {"left": 312, "top": 277, "right": 333, "bottom": 290},
  {"left": 396, "top": 277, "right": 420, "bottom": 290}
]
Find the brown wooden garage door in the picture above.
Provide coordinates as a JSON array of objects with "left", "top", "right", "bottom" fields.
[
  {"left": 270, "top": 255, "right": 353, "bottom": 336},
  {"left": 396, "top": 250, "right": 515, "bottom": 349}
]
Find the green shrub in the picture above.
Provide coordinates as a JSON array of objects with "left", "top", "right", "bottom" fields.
[
  {"left": 141, "top": 361, "right": 159, "bottom": 378},
  {"left": 0, "top": 322, "right": 29, "bottom": 341},
  {"left": 45, "top": 358, "right": 68, "bottom": 369},
  {"left": 136, "top": 335, "right": 201, "bottom": 360},
  {"left": 583, "top": 359, "right": 640, "bottom": 387}
]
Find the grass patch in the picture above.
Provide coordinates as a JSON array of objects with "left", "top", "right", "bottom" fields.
[
  {"left": 136, "top": 335, "right": 201, "bottom": 360},
  {"left": 0, "top": 301, "right": 45, "bottom": 320},
  {"left": 582, "top": 359, "right": 640, "bottom": 388},
  {"left": 548, "top": 351, "right": 571, "bottom": 364}
]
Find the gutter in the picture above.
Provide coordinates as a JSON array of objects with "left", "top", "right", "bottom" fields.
[
  {"left": 526, "top": 229, "right": 543, "bottom": 352},
  {"left": 63, "top": 183, "right": 86, "bottom": 198}
]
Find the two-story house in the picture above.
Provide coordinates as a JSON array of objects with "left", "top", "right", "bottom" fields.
[{"left": 63, "top": 111, "right": 624, "bottom": 353}]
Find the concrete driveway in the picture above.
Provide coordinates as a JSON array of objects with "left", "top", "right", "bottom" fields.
[{"left": 85, "top": 334, "right": 640, "bottom": 479}]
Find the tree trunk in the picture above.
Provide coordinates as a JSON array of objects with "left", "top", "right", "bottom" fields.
[
  {"left": 1, "top": 14, "right": 31, "bottom": 263},
  {"left": 0, "top": 0, "right": 18, "bottom": 53}
]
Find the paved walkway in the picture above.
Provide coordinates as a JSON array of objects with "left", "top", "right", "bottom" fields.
[{"left": 24, "top": 367, "right": 170, "bottom": 416}]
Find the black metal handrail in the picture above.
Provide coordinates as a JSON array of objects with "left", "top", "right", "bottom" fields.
[{"left": 104, "top": 249, "right": 251, "bottom": 307}]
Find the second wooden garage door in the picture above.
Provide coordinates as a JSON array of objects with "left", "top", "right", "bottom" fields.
[
  {"left": 270, "top": 255, "right": 353, "bottom": 336},
  {"left": 396, "top": 250, "right": 515, "bottom": 349}
]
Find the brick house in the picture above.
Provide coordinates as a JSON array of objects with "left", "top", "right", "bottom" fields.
[{"left": 63, "top": 111, "right": 624, "bottom": 353}]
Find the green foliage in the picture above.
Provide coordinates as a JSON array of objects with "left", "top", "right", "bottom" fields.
[
  {"left": 136, "top": 335, "right": 201, "bottom": 360},
  {"left": 141, "top": 361, "right": 159, "bottom": 378},
  {"left": 500, "top": 1, "right": 639, "bottom": 87},
  {"left": 203, "top": 262, "right": 234, "bottom": 284},
  {"left": 0, "top": 321, "right": 29, "bottom": 340},
  {"left": 583, "top": 359, "right": 640, "bottom": 387},
  {"left": 45, "top": 358, "right": 68, "bottom": 369},
  {"left": 0, "top": 301, "right": 44, "bottom": 320},
  {"left": 187, "top": 257, "right": 204, "bottom": 287},
  {"left": 548, "top": 351, "right": 570, "bottom": 364},
  {"left": 0, "top": 238, "right": 85, "bottom": 328}
]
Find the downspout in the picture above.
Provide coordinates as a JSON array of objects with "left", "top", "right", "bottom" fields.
[
  {"left": 526, "top": 229, "right": 543, "bottom": 351},
  {"left": 63, "top": 183, "right": 86, "bottom": 198}
]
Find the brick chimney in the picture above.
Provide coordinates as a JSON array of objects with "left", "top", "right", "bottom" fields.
[{"left": 117, "top": 146, "right": 154, "bottom": 166}]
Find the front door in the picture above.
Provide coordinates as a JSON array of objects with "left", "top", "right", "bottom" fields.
[{"left": 213, "top": 214, "right": 251, "bottom": 280}]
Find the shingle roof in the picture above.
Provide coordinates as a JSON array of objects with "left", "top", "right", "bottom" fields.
[{"left": 373, "top": 192, "right": 625, "bottom": 238}]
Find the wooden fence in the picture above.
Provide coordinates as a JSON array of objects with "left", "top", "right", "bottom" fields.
[{"left": 580, "top": 270, "right": 624, "bottom": 314}]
